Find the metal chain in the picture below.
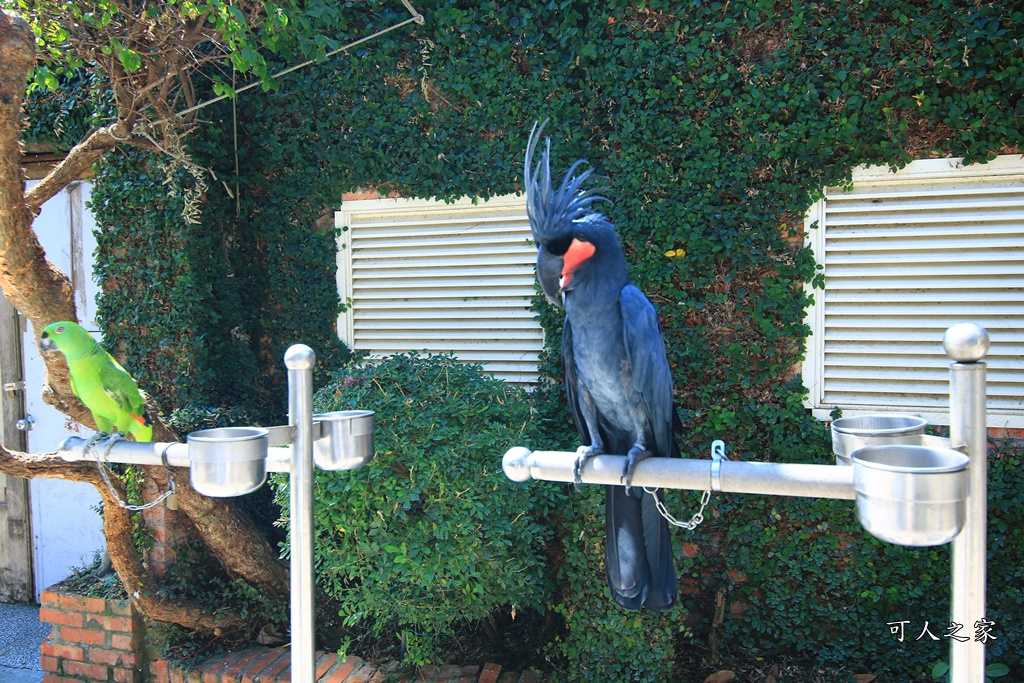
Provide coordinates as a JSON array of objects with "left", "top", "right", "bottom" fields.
[
  {"left": 89, "top": 434, "right": 176, "bottom": 511},
  {"left": 642, "top": 440, "right": 726, "bottom": 531},
  {"left": 644, "top": 486, "right": 712, "bottom": 530}
]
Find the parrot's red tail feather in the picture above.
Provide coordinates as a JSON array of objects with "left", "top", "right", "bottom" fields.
[{"left": 134, "top": 412, "right": 153, "bottom": 427}]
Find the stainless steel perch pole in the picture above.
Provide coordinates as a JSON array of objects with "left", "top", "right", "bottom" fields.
[
  {"left": 285, "top": 344, "right": 317, "bottom": 683},
  {"left": 58, "top": 440, "right": 295, "bottom": 471},
  {"left": 502, "top": 448, "right": 856, "bottom": 500},
  {"left": 945, "top": 323, "right": 989, "bottom": 683}
]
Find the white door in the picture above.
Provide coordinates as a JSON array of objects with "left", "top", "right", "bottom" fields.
[{"left": 23, "top": 180, "right": 105, "bottom": 600}]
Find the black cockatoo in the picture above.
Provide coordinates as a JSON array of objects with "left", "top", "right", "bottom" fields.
[{"left": 524, "top": 122, "right": 679, "bottom": 611}]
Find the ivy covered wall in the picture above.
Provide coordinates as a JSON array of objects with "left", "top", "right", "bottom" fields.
[{"left": 26, "top": 0, "right": 1022, "bottom": 679}]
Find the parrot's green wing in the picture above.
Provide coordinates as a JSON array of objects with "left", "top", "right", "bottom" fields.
[
  {"left": 97, "top": 359, "right": 153, "bottom": 441},
  {"left": 98, "top": 360, "right": 146, "bottom": 415}
]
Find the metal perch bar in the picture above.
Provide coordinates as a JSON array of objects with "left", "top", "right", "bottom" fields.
[
  {"left": 58, "top": 438, "right": 295, "bottom": 472},
  {"left": 502, "top": 448, "right": 856, "bottom": 500}
]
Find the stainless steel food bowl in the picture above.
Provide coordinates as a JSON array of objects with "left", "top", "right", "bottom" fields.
[
  {"left": 313, "top": 410, "right": 375, "bottom": 471},
  {"left": 852, "top": 444, "right": 968, "bottom": 547},
  {"left": 187, "top": 427, "right": 269, "bottom": 497},
  {"left": 831, "top": 414, "right": 928, "bottom": 466}
]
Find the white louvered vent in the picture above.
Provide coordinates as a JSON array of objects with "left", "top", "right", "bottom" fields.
[
  {"left": 803, "top": 155, "right": 1024, "bottom": 428},
  {"left": 336, "top": 195, "right": 542, "bottom": 385}
]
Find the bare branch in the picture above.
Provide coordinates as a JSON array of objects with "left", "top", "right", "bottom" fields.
[{"left": 24, "top": 123, "right": 126, "bottom": 210}]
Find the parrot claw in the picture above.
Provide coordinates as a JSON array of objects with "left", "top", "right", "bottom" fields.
[
  {"left": 621, "top": 445, "right": 652, "bottom": 494},
  {"left": 573, "top": 444, "right": 603, "bottom": 489}
]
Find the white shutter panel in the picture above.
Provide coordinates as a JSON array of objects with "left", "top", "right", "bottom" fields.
[
  {"left": 336, "top": 195, "right": 542, "bottom": 385},
  {"left": 804, "top": 156, "right": 1024, "bottom": 427}
]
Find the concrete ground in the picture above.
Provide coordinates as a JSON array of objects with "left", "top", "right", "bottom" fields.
[{"left": 0, "top": 602, "right": 48, "bottom": 683}]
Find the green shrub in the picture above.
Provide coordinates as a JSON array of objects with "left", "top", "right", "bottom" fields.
[
  {"left": 546, "top": 483, "right": 684, "bottom": 683},
  {"left": 292, "top": 353, "right": 566, "bottom": 665}
]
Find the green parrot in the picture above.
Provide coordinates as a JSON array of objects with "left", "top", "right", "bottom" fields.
[{"left": 39, "top": 321, "right": 153, "bottom": 442}]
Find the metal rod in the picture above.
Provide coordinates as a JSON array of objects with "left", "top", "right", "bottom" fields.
[
  {"left": 945, "top": 324, "right": 990, "bottom": 683},
  {"left": 502, "top": 448, "right": 855, "bottom": 500},
  {"left": 285, "top": 345, "right": 317, "bottom": 683},
  {"left": 59, "top": 438, "right": 191, "bottom": 467}
]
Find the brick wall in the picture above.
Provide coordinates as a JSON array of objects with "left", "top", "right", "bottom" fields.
[
  {"left": 140, "top": 478, "right": 191, "bottom": 580},
  {"left": 40, "top": 585, "right": 146, "bottom": 683},
  {"left": 39, "top": 584, "right": 549, "bottom": 683},
  {"left": 149, "top": 649, "right": 548, "bottom": 683}
]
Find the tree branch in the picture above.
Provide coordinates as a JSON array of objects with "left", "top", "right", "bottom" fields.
[
  {"left": 0, "top": 11, "right": 76, "bottom": 327},
  {"left": 23, "top": 124, "right": 125, "bottom": 211},
  {"left": 0, "top": 444, "right": 244, "bottom": 633}
]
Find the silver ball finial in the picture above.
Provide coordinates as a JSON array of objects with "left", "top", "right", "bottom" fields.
[
  {"left": 502, "top": 447, "right": 534, "bottom": 483},
  {"left": 943, "top": 323, "right": 990, "bottom": 362},
  {"left": 284, "top": 344, "right": 317, "bottom": 370}
]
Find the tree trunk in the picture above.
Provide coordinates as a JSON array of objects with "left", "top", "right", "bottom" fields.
[{"left": 1, "top": 10, "right": 288, "bottom": 632}]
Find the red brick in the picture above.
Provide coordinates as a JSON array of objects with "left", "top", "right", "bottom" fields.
[
  {"left": 254, "top": 649, "right": 292, "bottom": 681},
  {"left": 41, "top": 655, "right": 60, "bottom": 672},
  {"left": 241, "top": 648, "right": 287, "bottom": 683},
  {"left": 65, "top": 659, "right": 110, "bottom": 680},
  {"left": 343, "top": 189, "right": 388, "bottom": 201},
  {"left": 91, "top": 647, "right": 142, "bottom": 668},
  {"left": 519, "top": 670, "right": 543, "bottom": 683},
  {"left": 114, "top": 667, "right": 144, "bottom": 683},
  {"left": 320, "top": 655, "right": 362, "bottom": 683},
  {"left": 89, "top": 648, "right": 121, "bottom": 666},
  {"left": 479, "top": 663, "right": 502, "bottom": 683},
  {"left": 497, "top": 674, "right": 520, "bottom": 683},
  {"left": 59, "top": 593, "right": 109, "bottom": 614},
  {"left": 40, "top": 589, "right": 62, "bottom": 607},
  {"left": 223, "top": 649, "right": 270, "bottom": 683},
  {"left": 108, "top": 600, "right": 137, "bottom": 617},
  {"left": 369, "top": 662, "right": 404, "bottom": 682},
  {"left": 41, "top": 641, "right": 85, "bottom": 661},
  {"left": 39, "top": 607, "right": 85, "bottom": 628},
  {"left": 727, "top": 569, "right": 748, "bottom": 584},
  {"left": 152, "top": 660, "right": 172, "bottom": 683},
  {"left": 315, "top": 652, "right": 338, "bottom": 680},
  {"left": 345, "top": 661, "right": 379, "bottom": 682},
  {"left": 44, "top": 676, "right": 84, "bottom": 683},
  {"left": 200, "top": 650, "right": 248, "bottom": 683},
  {"left": 111, "top": 632, "right": 143, "bottom": 651},
  {"left": 990, "top": 427, "right": 1024, "bottom": 439},
  {"left": 60, "top": 626, "right": 108, "bottom": 646},
  {"left": 679, "top": 541, "right": 700, "bottom": 559},
  {"left": 85, "top": 614, "right": 135, "bottom": 632}
]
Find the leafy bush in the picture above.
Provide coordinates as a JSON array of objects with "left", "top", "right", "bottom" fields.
[
  {"left": 294, "top": 353, "right": 566, "bottom": 665},
  {"left": 546, "top": 483, "right": 683, "bottom": 683}
]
